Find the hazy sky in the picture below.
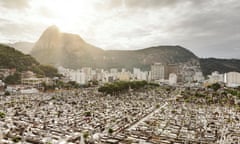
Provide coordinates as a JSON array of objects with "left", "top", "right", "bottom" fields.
[{"left": 0, "top": 0, "right": 240, "bottom": 58}]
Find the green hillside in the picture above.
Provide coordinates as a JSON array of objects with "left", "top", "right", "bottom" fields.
[
  {"left": 0, "top": 44, "right": 59, "bottom": 78},
  {"left": 200, "top": 58, "right": 240, "bottom": 75}
]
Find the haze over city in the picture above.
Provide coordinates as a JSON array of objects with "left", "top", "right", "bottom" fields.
[{"left": 0, "top": 0, "right": 240, "bottom": 58}]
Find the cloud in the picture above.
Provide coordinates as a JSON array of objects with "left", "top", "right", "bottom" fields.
[
  {"left": 103, "top": 0, "right": 179, "bottom": 9},
  {"left": 38, "top": 6, "right": 55, "bottom": 18},
  {"left": 125, "top": 0, "right": 180, "bottom": 8},
  {"left": 0, "top": 19, "right": 48, "bottom": 43},
  {"left": 98, "top": 0, "right": 210, "bottom": 10},
  {"left": 165, "top": 0, "right": 240, "bottom": 58},
  {"left": 0, "top": 0, "right": 30, "bottom": 9},
  {"left": 0, "top": 18, "right": 10, "bottom": 27},
  {"left": 0, "top": 0, "right": 239, "bottom": 58}
]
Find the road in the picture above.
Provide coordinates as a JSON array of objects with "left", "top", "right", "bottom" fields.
[{"left": 127, "top": 102, "right": 168, "bottom": 131}]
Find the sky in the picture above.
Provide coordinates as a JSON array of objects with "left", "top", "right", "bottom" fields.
[{"left": 0, "top": 0, "right": 239, "bottom": 58}]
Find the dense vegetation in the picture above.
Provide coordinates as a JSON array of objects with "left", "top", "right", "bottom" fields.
[
  {"left": 4, "top": 72, "right": 21, "bottom": 84},
  {"left": 102, "top": 46, "right": 198, "bottom": 70},
  {"left": 207, "top": 83, "right": 221, "bottom": 91},
  {"left": 200, "top": 58, "right": 240, "bottom": 76},
  {"left": 39, "top": 65, "right": 60, "bottom": 78},
  {"left": 98, "top": 81, "right": 159, "bottom": 95},
  {"left": 0, "top": 44, "right": 60, "bottom": 84},
  {"left": 42, "top": 80, "right": 82, "bottom": 92},
  {"left": 0, "top": 44, "right": 39, "bottom": 71},
  {"left": 0, "top": 111, "right": 5, "bottom": 118},
  {"left": 180, "top": 86, "right": 240, "bottom": 109}
]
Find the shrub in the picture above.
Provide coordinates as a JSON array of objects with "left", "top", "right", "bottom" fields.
[
  {"left": 108, "top": 128, "right": 114, "bottom": 134},
  {"left": 0, "top": 111, "right": 5, "bottom": 118}
]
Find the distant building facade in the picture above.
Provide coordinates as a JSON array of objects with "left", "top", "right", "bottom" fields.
[
  {"left": 194, "top": 72, "right": 204, "bottom": 82},
  {"left": 169, "top": 73, "right": 177, "bottom": 85},
  {"left": 151, "top": 63, "right": 165, "bottom": 81},
  {"left": 225, "top": 72, "right": 240, "bottom": 87},
  {"left": 208, "top": 71, "right": 224, "bottom": 83},
  {"left": 69, "top": 70, "right": 86, "bottom": 85}
]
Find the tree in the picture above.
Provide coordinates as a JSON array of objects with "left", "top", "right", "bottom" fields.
[
  {"left": 84, "top": 111, "right": 91, "bottom": 117},
  {"left": 39, "top": 65, "right": 60, "bottom": 78},
  {"left": 210, "top": 83, "right": 221, "bottom": 91},
  {"left": 0, "top": 111, "right": 5, "bottom": 118},
  {"left": 12, "top": 136, "right": 21, "bottom": 143},
  {"left": 108, "top": 128, "right": 113, "bottom": 135},
  {"left": 4, "top": 91, "right": 10, "bottom": 96},
  {"left": 83, "top": 132, "right": 89, "bottom": 142},
  {"left": 68, "top": 81, "right": 79, "bottom": 89},
  {"left": 4, "top": 72, "right": 21, "bottom": 84},
  {"left": 30, "top": 65, "right": 44, "bottom": 77},
  {"left": 92, "top": 80, "right": 98, "bottom": 85}
]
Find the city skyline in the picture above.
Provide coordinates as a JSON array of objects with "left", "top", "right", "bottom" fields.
[{"left": 0, "top": 0, "right": 240, "bottom": 58}]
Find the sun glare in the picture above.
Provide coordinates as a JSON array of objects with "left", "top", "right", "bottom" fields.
[{"left": 44, "top": 0, "right": 94, "bottom": 31}]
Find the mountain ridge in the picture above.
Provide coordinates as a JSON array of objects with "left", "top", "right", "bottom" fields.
[
  {"left": 4, "top": 42, "right": 34, "bottom": 54},
  {"left": 17, "top": 25, "right": 239, "bottom": 75},
  {"left": 200, "top": 58, "right": 240, "bottom": 75},
  {"left": 31, "top": 26, "right": 199, "bottom": 70}
]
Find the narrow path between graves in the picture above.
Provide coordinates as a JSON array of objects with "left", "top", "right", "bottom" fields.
[{"left": 127, "top": 102, "right": 168, "bottom": 131}]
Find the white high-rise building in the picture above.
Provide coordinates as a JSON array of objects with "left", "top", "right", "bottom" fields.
[
  {"left": 133, "top": 68, "right": 148, "bottom": 81},
  {"left": 169, "top": 73, "right": 177, "bottom": 85},
  {"left": 140, "top": 71, "right": 148, "bottom": 81},
  {"left": 151, "top": 63, "right": 165, "bottom": 81},
  {"left": 82, "top": 67, "right": 92, "bottom": 81},
  {"left": 110, "top": 68, "right": 118, "bottom": 74},
  {"left": 208, "top": 71, "right": 224, "bottom": 84},
  {"left": 69, "top": 70, "right": 86, "bottom": 85},
  {"left": 117, "top": 71, "right": 131, "bottom": 81},
  {"left": 194, "top": 72, "right": 205, "bottom": 82},
  {"left": 102, "top": 72, "right": 116, "bottom": 83},
  {"left": 225, "top": 72, "right": 240, "bottom": 87},
  {"left": 121, "top": 68, "right": 126, "bottom": 73},
  {"left": 133, "top": 68, "right": 141, "bottom": 80}
]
